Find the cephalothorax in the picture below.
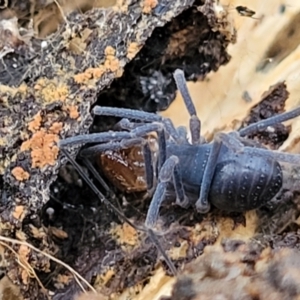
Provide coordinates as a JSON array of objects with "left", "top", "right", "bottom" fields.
[{"left": 59, "top": 69, "right": 300, "bottom": 274}]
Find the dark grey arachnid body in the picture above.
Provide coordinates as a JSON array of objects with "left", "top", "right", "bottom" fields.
[
  {"left": 59, "top": 69, "right": 300, "bottom": 275},
  {"left": 59, "top": 69, "right": 300, "bottom": 218},
  {"left": 168, "top": 142, "right": 282, "bottom": 212}
]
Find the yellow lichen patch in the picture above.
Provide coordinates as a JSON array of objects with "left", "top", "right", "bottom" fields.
[
  {"left": 15, "top": 230, "right": 27, "bottom": 241},
  {"left": 216, "top": 210, "right": 258, "bottom": 244},
  {"left": 34, "top": 78, "right": 69, "bottom": 103},
  {"left": 114, "top": 0, "right": 129, "bottom": 13},
  {"left": 142, "top": 0, "right": 158, "bottom": 14},
  {"left": 88, "top": 66, "right": 106, "bottom": 79},
  {"left": 127, "top": 42, "right": 141, "bottom": 60},
  {"left": 100, "top": 268, "right": 115, "bottom": 286},
  {"left": 110, "top": 223, "right": 139, "bottom": 247},
  {"left": 18, "top": 83, "right": 28, "bottom": 94},
  {"left": 56, "top": 274, "right": 72, "bottom": 286},
  {"left": 29, "top": 224, "right": 47, "bottom": 240},
  {"left": 18, "top": 245, "right": 30, "bottom": 261},
  {"left": 132, "top": 268, "right": 174, "bottom": 300},
  {"left": 167, "top": 240, "right": 189, "bottom": 260},
  {"left": 67, "top": 28, "right": 93, "bottom": 54},
  {"left": 28, "top": 112, "right": 42, "bottom": 133},
  {"left": 0, "top": 83, "right": 28, "bottom": 99},
  {"left": 189, "top": 220, "right": 219, "bottom": 246},
  {"left": 21, "top": 129, "right": 59, "bottom": 168},
  {"left": 12, "top": 205, "right": 26, "bottom": 220},
  {"left": 11, "top": 167, "right": 30, "bottom": 181}
]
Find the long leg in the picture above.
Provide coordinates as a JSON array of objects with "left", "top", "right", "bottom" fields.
[
  {"left": 81, "top": 157, "right": 113, "bottom": 196},
  {"left": 194, "top": 132, "right": 252, "bottom": 213},
  {"left": 59, "top": 123, "right": 164, "bottom": 148},
  {"left": 93, "top": 106, "right": 181, "bottom": 142},
  {"left": 222, "top": 132, "right": 300, "bottom": 165},
  {"left": 145, "top": 155, "right": 188, "bottom": 229},
  {"left": 195, "top": 135, "right": 224, "bottom": 213},
  {"left": 239, "top": 106, "right": 300, "bottom": 136},
  {"left": 80, "top": 157, "right": 124, "bottom": 212},
  {"left": 61, "top": 149, "right": 140, "bottom": 230},
  {"left": 173, "top": 69, "right": 202, "bottom": 145},
  {"left": 60, "top": 148, "right": 177, "bottom": 276},
  {"left": 195, "top": 132, "right": 300, "bottom": 213}
]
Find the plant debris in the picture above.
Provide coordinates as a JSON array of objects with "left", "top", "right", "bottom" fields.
[
  {"left": 165, "top": 242, "right": 300, "bottom": 300},
  {"left": 0, "top": 0, "right": 236, "bottom": 298}
]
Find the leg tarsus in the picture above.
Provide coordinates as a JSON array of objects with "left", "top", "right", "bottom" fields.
[
  {"left": 81, "top": 157, "right": 112, "bottom": 197},
  {"left": 61, "top": 149, "right": 143, "bottom": 231},
  {"left": 196, "top": 137, "right": 223, "bottom": 213},
  {"left": 147, "top": 228, "right": 177, "bottom": 276},
  {"left": 143, "top": 142, "right": 154, "bottom": 191},
  {"left": 239, "top": 106, "right": 300, "bottom": 136},
  {"left": 145, "top": 155, "right": 188, "bottom": 228},
  {"left": 145, "top": 182, "right": 167, "bottom": 229},
  {"left": 173, "top": 69, "right": 201, "bottom": 144}
]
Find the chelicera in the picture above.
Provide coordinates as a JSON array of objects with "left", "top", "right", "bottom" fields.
[{"left": 59, "top": 69, "right": 300, "bottom": 274}]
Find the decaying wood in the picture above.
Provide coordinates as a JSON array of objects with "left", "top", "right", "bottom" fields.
[
  {"left": 0, "top": 0, "right": 236, "bottom": 298},
  {"left": 3, "top": 0, "right": 300, "bottom": 299}
]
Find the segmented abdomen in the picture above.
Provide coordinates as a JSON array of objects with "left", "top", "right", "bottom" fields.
[{"left": 210, "top": 153, "right": 283, "bottom": 212}]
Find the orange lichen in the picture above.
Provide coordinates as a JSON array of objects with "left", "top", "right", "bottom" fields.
[
  {"left": 127, "top": 42, "right": 141, "bottom": 60},
  {"left": 86, "top": 67, "right": 106, "bottom": 79},
  {"left": 49, "top": 122, "right": 63, "bottom": 134},
  {"left": 73, "top": 72, "right": 92, "bottom": 84},
  {"left": 49, "top": 226, "right": 68, "bottom": 239},
  {"left": 28, "top": 112, "right": 42, "bottom": 132},
  {"left": 73, "top": 46, "right": 122, "bottom": 84},
  {"left": 73, "top": 66, "right": 106, "bottom": 84},
  {"left": 142, "top": 0, "right": 158, "bottom": 13},
  {"left": 12, "top": 205, "right": 25, "bottom": 220},
  {"left": 104, "top": 46, "right": 116, "bottom": 56},
  {"left": 65, "top": 105, "right": 79, "bottom": 119},
  {"left": 104, "top": 46, "right": 121, "bottom": 73},
  {"left": 11, "top": 167, "right": 30, "bottom": 181},
  {"left": 18, "top": 245, "right": 30, "bottom": 284},
  {"left": 21, "top": 129, "right": 59, "bottom": 168},
  {"left": 104, "top": 56, "right": 120, "bottom": 73},
  {"left": 56, "top": 274, "right": 72, "bottom": 285}
]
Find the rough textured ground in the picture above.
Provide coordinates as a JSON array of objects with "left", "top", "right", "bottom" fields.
[
  {"left": 0, "top": 0, "right": 236, "bottom": 299},
  {"left": 3, "top": 0, "right": 300, "bottom": 299}
]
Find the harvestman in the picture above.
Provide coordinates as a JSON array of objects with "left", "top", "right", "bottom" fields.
[{"left": 59, "top": 69, "right": 300, "bottom": 274}]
